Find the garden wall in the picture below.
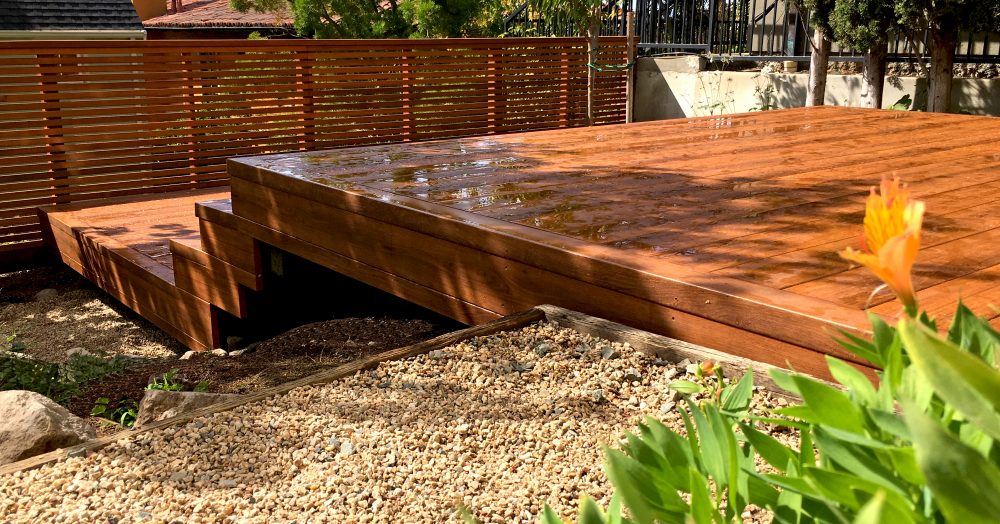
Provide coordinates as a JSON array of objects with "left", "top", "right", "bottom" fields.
[{"left": 634, "top": 56, "right": 1000, "bottom": 120}]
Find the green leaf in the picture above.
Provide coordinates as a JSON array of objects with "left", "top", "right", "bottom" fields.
[
  {"left": 739, "top": 423, "right": 796, "bottom": 473},
  {"left": 688, "top": 400, "right": 728, "bottom": 487},
  {"left": 899, "top": 319, "right": 1000, "bottom": 441},
  {"left": 811, "top": 428, "right": 911, "bottom": 499},
  {"left": 603, "top": 447, "right": 687, "bottom": 521},
  {"left": 721, "top": 371, "right": 753, "bottom": 413},
  {"left": 538, "top": 504, "right": 563, "bottom": 524},
  {"left": 826, "top": 357, "right": 877, "bottom": 406},
  {"left": 668, "top": 380, "right": 704, "bottom": 395},
  {"left": 904, "top": 401, "right": 1000, "bottom": 523},
  {"left": 578, "top": 497, "right": 606, "bottom": 524},
  {"left": 688, "top": 467, "right": 716, "bottom": 524},
  {"left": 853, "top": 491, "right": 886, "bottom": 523},
  {"left": 782, "top": 374, "right": 865, "bottom": 433}
]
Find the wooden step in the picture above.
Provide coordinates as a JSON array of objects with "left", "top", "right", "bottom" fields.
[
  {"left": 169, "top": 236, "right": 261, "bottom": 319},
  {"left": 37, "top": 189, "right": 230, "bottom": 352}
]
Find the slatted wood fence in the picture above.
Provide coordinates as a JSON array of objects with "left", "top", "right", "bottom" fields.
[{"left": 0, "top": 38, "right": 629, "bottom": 256}]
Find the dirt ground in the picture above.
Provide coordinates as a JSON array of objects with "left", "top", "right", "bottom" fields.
[{"left": 0, "top": 264, "right": 454, "bottom": 433}]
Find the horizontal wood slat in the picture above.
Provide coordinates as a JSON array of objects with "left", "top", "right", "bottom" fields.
[{"left": 0, "top": 37, "right": 627, "bottom": 251}]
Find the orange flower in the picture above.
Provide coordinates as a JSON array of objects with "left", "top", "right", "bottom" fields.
[{"left": 840, "top": 177, "right": 924, "bottom": 314}]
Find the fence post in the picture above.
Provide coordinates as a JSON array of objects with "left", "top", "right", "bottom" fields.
[
  {"left": 40, "top": 54, "right": 67, "bottom": 207},
  {"left": 626, "top": 12, "right": 636, "bottom": 124},
  {"left": 299, "top": 50, "right": 316, "bottom": 149},
  {"left": 706, "top": 0, "right": 717, "bottom": 55},
  {"left": 401, "top": 48, "right": 413, "bottom": 142}
]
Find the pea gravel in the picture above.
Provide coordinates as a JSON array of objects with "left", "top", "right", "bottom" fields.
[{"left": 0, "top": 321, "right": 776, "bottom": 523}]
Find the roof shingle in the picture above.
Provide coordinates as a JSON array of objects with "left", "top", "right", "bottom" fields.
[
  {"left": 0, "top": 0, "right": 143, "bottom": 31},
  {"left": 143, "top": 0, "right": 292, "bottom": 28}
]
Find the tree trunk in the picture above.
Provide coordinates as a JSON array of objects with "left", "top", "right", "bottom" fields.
[
  {"left": 927, "top": 28, "right": 957, "bottom": 113},
  {"left": 586, "top": 20, "right": 600, "bottom": 126},
  {"left": 806, "top": 27, "right": 831, "bottom": 106},
  {"left": 860, "top": 44, "right": 887, "bottom": 109}
]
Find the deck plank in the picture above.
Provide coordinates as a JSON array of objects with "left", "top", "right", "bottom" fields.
[{"left": 228, "top": 106, "right": 1000, "bottom": 368}]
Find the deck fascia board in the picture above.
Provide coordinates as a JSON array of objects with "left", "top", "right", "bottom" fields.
[{"left": 228, "top": 158, "right": 871, "bottom": 357}]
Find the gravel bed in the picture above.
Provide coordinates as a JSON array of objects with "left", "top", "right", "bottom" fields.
[
  {"left": 1, "top": 321, "right": 781, "bottom": 523},
  {"left": 0, "top": 267, "right": 182, "bottom": 362}
]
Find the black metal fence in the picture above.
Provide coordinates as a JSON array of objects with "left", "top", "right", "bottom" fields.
[{"left": 503, "top": 0, "right": 1000, "bottom": 63}]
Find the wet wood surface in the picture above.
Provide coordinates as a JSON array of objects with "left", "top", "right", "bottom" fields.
[{"left": 229, "top": 106, "right": 1000, "bottom": 364}]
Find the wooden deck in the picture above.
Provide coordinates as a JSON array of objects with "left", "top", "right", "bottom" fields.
[
  {"left": 39, "top": 189, "right": 259, "bottom": 351},
  {"left": 38, "top": 106, "right": 1000, "bottom": 377}
]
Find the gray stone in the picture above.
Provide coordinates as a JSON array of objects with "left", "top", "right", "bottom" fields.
[
  {"left": 67, "top": 447, "right": 88, "bottom": 458},
  {"left": 663, "top": 367, "right": 679, "bottom": 381},
  {"left": 168, "top": 471, "right": 190, "bottom": 482},
  {"left": 228, "top": 342, "right": 259, "bottom": 357},
  {"left": 66, "top": 347, "right": 92, "bottom": 358},
  {"left": 0, "top": 390, "right": 96, "bottom": 466},
  {"left": 599, "top": 346, "right": 621, "bottom": 360},
  {"left": 660, "top": 401, "right": 676, "bottom": 414},
  {"left": 134, "top": 390, "right": 242, "bottom": 429},
  {"left": 178, "top": 351, "right": 197, "bottom": 360},
  {"left": 209, "top": 348, "right": 228, "bottom": 357},
  {"left": 533, "top": 342, "right": 552, "bottom": 357},
  {"left": 34, "top": 288, "right": 58, "bottom": 302},
  {"left": 623, "top": 368, "right": 642, "bottom": 383},
  {"left": 512, "top": 361, "right": 535, "bottom": 373},
  {"left": 339, "top": 441, "right": 355, "bottom": 456},
  {"left": 590, "top": 389, "right": 605, "bottom": 403},
  {"left": 220, "top": 478, "right": 238, "bottom": 488},
  {"left": 573, "top": 343, "right": 591, "bottom": 355}
]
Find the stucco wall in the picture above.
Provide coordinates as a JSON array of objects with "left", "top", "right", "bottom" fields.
[{"left": 634, "top": 57, "right": 1000, "bottom": 120}]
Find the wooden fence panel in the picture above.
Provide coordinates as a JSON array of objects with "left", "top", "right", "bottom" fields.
[{"left": 0, "top": 38, "right": 628, "bottom": 252}]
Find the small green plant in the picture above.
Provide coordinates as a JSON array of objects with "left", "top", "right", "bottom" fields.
[
  {"left": 0, "top": 351, "right": 132, "bottom": 404},
  {"left": 91, "top": 397, "right": 138, "bottom": 428},
  {"left": 749, "top": 73, "right": 778, "bottom": 111},
  {"left": 539, "top": 178, "right": 1000, "bottom": 523},
  {"left": 146, "top": 368, "right": 185, "bottom": 392},
  {"left": 193, "top": 380, "right": 210, "bottom": 393},
  {"left": 889, "top": 94, "right": 913, "bottom": 110}
]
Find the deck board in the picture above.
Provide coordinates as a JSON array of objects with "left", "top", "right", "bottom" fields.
[{"left": 227, "top": 106, "right": 1000, "bottom": 372}]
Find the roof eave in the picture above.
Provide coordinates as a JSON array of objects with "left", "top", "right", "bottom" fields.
[{"left": 0, "top": 29, "right": 147, "bottom": 40}]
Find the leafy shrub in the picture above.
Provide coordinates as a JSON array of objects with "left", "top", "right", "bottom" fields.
[
  {"left": 91, "top": 397, "right": 138, "bottom": 428},
  {"left": 538, "top": 177, "right": 1000, "bottom": 523},
  {"left": 145, "top": 368, "right": 210, "bottom": 393},
  {"left": 0, "top": 351, "right": 131, "bottom": 404}
]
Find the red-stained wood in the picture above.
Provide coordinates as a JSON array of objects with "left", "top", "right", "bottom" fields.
[
  {"left": 223, "top": 106, "right": 1000, "bottom": 370},
  {"left": 0, "top": 38, "right": 628, "bottom": 253}
]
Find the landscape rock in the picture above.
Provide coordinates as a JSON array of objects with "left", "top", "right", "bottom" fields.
[
  {"left": 178, "top": 351, "right": 196, "bottom": 360},
  {"left": 0, "top": 390, "right": 96, "bottom": 466},
  {"left": 33, "top": 288, "right": 58, "bottom": 302},
  {"left": 134, "top": 390, "right": 242, "bottom": 429},
  {"left": 599, "top": 346, "right": 621, "bottom": 360},
  {"left": 210, "top": 348, "right": 228, "bottom": 357},
  {"left": 623, "top": 368, "right": 642, "bottom": 383},
  {"left": 65, "top": 347, "right": 91, "bottom": 358}
]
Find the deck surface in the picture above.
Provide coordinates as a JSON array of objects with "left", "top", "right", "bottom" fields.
[{"left": 228, "top": 106, "right": 1000, "bottom": 372}]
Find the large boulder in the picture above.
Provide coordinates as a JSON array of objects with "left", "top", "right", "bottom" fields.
[
  {"left": 135, "top": 390, "right": 242, "bottom": 429},
  {"left": 0, "top": 390, "right": 96, "bottom": 466}
]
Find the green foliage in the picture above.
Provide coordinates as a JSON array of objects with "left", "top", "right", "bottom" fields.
[
  {"left": 91, "top": 397, "right": 138, "bottom": 428},
  {"left": 889, "top": 94, "right": 913, "bottom": 110},
  {"left": 230, "top": 0, "right": 511, "bottom": 38},
  {"left": 543, "top": 302, "right": 1000, "bottom": 523},
  {"left": 827, "top": 0, "right": 896, "bottom": 51},
  {"left": 0, "top": 351, "right": 132, "bottom": 404},
  {"left": 146, "top": 368, "right": 185, "bottom": 392}
]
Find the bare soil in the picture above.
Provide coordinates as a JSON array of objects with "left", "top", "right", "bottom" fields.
[{"left": 0, "top": 265, "right": 454, "bottom": 433}]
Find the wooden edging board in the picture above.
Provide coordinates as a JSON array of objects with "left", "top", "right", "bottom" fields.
[{"left": 0, "top": 304, "right": 798, "bottom": 476}]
